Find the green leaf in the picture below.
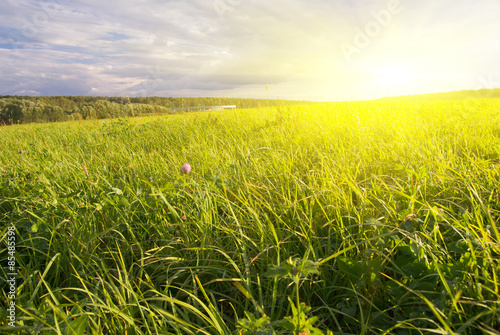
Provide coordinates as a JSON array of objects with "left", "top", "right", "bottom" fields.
[
  {"left": 264, "top": 257, "right": 319, "bottom": 280},
  {"left": 31, "top": 223, "right": 39, "bottom": 233},
  {"left": 300, "top": 259, "right": 320, "bottom": 277},
  {"left": 365, "top": 258, "right": 383, "bottom": 283},
  {"left": 449, "top": 240, "right": 469, "bottom": 254},
  {"left": 65, "top": 314, "right": 88, "bottom": 335},
  {"left": 264, "top": 265, "right": 290, "bottom": 279},
  {"left": 337, "top": 300, "right": 357, "bottom": 317},
  {"left": 337, "top": 256, "right": 363, "bottom": 282},
  {"left": 109, "top": 187, "right": 123, "bottom": 195},
  {"left": 396, "top": 244, "right": 413, "bottom": 255},
  {"left": 395, "top": 255, "right": 415, "bottom": 268},
  {"left": 117, "top": 196, "right": 130, "bottom": 207},
  {"left": 237, "top": 312, "right": 273, "bottom": 334},
  {"left": 401, "top": 261, "right": 428, "bottom": 279}
]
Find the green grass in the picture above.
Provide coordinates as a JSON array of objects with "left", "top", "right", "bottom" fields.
[{"left": 1, "top": 98, "right": 499, "bottom": 334}]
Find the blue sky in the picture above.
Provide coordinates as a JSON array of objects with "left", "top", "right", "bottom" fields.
[{"left": 1, "top": 0, "right": 499, "bottom": 101}]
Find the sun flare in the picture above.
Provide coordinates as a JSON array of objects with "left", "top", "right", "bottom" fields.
[{"left": 375, "top": 66, "right": 417, "bottom": 87}]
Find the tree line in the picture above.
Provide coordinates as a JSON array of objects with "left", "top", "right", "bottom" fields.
[
  {"left": 0, "top": 96, "right": 314, "bottom": 125},
  {"left": 378, "top": 88, "right": 500, "bottom": 102}
]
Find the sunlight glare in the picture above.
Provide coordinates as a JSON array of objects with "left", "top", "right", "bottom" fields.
[{"left": 375, "top": 66, "right": 417, "bottom": 88}]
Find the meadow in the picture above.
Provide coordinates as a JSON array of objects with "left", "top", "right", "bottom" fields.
[{"left": 1, "top": 98, "right": 499, "bottom": 334}]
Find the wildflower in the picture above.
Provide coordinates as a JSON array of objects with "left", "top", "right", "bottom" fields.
[
  {"left": 39, "top": 199, "right": 43, "bottom": 202},
  {"left": 181, "top": 164, "right": 191, "bottom": 173},
  {"left": 148, "top": 177, "right": 153, "bottom": 182},
  {"left": 181, "top": 215, "right": 187, "bottom": 221},
  {"left": 1, "top": 170, "right": 7, "bottom": 173},
  {"left": 83, "top": 165, "right": 89, "bottom": 177},
  {"left": 19, "top": 150, "right": 25, "bottom": 154}
]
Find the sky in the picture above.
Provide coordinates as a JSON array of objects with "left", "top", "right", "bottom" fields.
[{"left": 1, "top": 0, "right": 499, "bottom": 101}]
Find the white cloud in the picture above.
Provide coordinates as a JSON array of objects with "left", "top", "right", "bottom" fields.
[{"left": 0, "top": 0, "right": 499, "bottom": 100}]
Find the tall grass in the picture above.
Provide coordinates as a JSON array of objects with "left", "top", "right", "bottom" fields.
[{"left": 1, "top": 98, "right": 499, "bottom": 334}]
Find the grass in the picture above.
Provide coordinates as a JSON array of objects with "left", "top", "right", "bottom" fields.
[{"left": 0, "top": 98, "right": 499, "bottom": 334}]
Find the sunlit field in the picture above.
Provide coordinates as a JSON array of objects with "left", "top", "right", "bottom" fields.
[{"left": 1, "top": 98, "right": 500, "bottom": 334}]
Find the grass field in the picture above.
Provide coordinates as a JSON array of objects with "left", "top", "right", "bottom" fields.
[{"left": 1, "top": 98, "right": 500, "bottom": 334}]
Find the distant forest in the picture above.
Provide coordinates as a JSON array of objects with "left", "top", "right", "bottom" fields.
[
  {"left": 378, "top": 88, "right": 500, "bottom": 101},
  {"left": 1, "top": 89, "right": 499, "bottom": 125},
  {"left": 0, "top": 96, "right": 313, "bottom": 125}
]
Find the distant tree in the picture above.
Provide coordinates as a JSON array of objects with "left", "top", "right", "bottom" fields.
[{"left": 1, "top": 101, "right": 23, "bottom": 124}]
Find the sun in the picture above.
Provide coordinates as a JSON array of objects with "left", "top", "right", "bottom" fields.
[{"left": 375, "top": 66, "right": 416, "bottom": 87}]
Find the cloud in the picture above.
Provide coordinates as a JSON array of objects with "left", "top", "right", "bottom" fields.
[{"left": 0, "top": 0, "right": 499, "bottom": 100}]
